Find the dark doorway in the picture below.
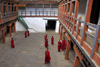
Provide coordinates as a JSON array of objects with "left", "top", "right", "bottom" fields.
[
  {"left": 90, "top": 0, "right": 100, "bottom": 24},
  {"left": 46, "top": 20, "right": 56, "bottom": 31}
]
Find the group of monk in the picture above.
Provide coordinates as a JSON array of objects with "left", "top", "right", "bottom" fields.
[
  {"left": 44, "top": 34, "right": 67, "bottom": 64},
  {"left": 44, "top": 34, "right": 54, "bottom": 48},
  {"left": 25, "top": 30, "right": 30, "bottom": 38},
  {"left": 44, "top": 34, "right": 54, "bottom": 64},
  {"left": 58, "top": 38, "right": 66, "bottom": 52},
  {"left": 10, "top": 31, "right": 73, "bottom": 64},
  {"left": 10, "top": 30, "right": 30, "bottom": 48}
]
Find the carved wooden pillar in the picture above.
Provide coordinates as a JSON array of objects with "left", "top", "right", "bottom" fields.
[
  {"left": 60, "top": 26, "right": 63, "bottom": 40},
  {"left": 8, "top": 24, "right": 12, "bottom": 37},
  {"left": 73, "top": 56, "right": 79, "bottom": 67},
  {"left": 14, "top": 22, "right": 16, "bottom": 33},
  {"left": 65, "top": 40, "right": 70, "bottom": 60},
  {"left": 0, "top": 27, "right": 6, "bottom": 44},
  {"left": 2, "top": 30, "right": 5, "bottom": 44}
]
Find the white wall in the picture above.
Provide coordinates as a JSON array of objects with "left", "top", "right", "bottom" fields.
[
  {"left": 16, "top": 20, "right": 27, "bottom": 31},
  {"left": 23, "top": 17, "right": 46, "bottom": 32},
  {"left": 55, "top": 20, "right": 59, "bottom": 33},
  {"left": 16, "top": 17, "right": 59, "bottom": 33}
]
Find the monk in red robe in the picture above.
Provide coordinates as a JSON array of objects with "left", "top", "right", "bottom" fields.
[
  {"left": 25, "top": 31, "right": 27, "bottom": 38},
  {"left": 44, "top": 34, "right": 47, "bottom": 40},
  {"left": 62, "top": 38, "right": 65, "bottom": 50},
  {"left": 45, "top": 48, "right": 51, "bottom": 64},
  {"left": 58, "top": 40, "right": 61, "bottom": 52},
  {"left": 45, "top": 39, "right": 48, "bottom": 48},
  {"left": 11, "top": 38, "right": 15, "bottom": 48},
  {"left": 51, "top": 36, "right": 54, "bottom": 45},
  {"left": 27, "top": 30, "right": 30, "bottom": 36}
]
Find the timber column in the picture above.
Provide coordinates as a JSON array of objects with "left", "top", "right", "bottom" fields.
[
  {"left": 8, "top": 24, "right": 12, "bottom": 37},
  {"left": 14, "top": 22, "right": 16, "bottom": 33},
  {"left": 59, "top": 23, "right": 61, "bottom": 34},
  {"left": 0, "top": 27, "right": 6, "bottom": 44},
  {"left": 73, "top": 56, "right": 79, "bottom": 67},
  {"left": 60, "top": 26, "right": 63, "bottom": 40},
  {"left": 62, "top": 28, "right": 65, "bottom": 39},
  {"left": 65, "top": 40, "right": 70, "bottom": 60},
  {"left": 2, "top": 30, "right": 5, "bottom": 44},
  {"left": 10, "top": 3, "right": 12, "bottom": 12}
]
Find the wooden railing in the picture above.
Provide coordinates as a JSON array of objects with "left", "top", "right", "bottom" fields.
[
  {"left": 58, "top": 11, "right": 100, "bottom": 67},
  {"left": 18, "top": 11, "right": 58, "bottom": 17},
  {"left": 0, "top": 11, "right": 18, "bottom": 24}
]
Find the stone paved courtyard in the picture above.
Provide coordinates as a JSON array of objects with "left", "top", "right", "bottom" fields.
[{"left": 0, "top": 31, "right": 83, "bottom": 67}]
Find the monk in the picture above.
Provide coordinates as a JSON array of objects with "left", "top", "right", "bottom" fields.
[
  {"left": 51, "top": 36, "right": 54, "bottom": 45},
  {"left": 62, "top": 38, "right": 65, "bottom": 50},
  {"left": 58, "top": 40, "right": 61, "bottom": 52},
  {"left": 11, "top": 38, "right": 15, "bottom": 48},
  {"left": 44, "top": 34, "right": 47, "bottom": 40},
  {"left": 45, "top": 39, "right": 48, "bottom": 48},
  {"left": 25, "top": 31, "right": 27, "bottom": 38},
  {"left": 27, "top": 30, "right": 30, "bottom": 36},
  {"left": 45, "top": 48, "right": 51, "bottom": 64}
]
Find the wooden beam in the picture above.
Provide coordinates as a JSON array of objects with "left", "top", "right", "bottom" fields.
[
  {"left": 72, "top": 0, "right": 79, "bottom": 34},
  {"left": 2, "top": 0, "right": 19, "bottom": 4},
  {"left": 10, "top": 3, "right": 12, "bottom": 12},
  {"left": 73, "top": 56, "right": 80, "bottom": 67},
  {"left": 2, "top": 30, "right": 5, "bottom": 44},
  {"left": 66, "top": 0, "right": 69, "bottom": 15},
  {"left": 14, "top": 22, "right": 16, "bottom": 33},
  {"left": 8, "top": 23, "right": 12, "bottom": 37},
  {"left": 1, "top": 1, "right": 3, "bottom": 13},
  {"left": 14, "top": 4, "right": 26, "bottom": 7},
  {"left": 19, "top": 1, "right": 58, "bottom": 4},
  {"left": 6, "top": 3, "right": 8, "bottom": 13}
]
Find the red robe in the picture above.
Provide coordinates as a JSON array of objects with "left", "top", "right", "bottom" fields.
[
  {"left": 11, "top": 39, "right": 15, "bottom": 48},
  {"left": 51, "top": 37, "right": 54, "bottom": 44},
  {"left": 58, "top": 41, "right": 61, "bottom": 51},
  {"left": 25, "top": 32, "right": 27, "bottom": 38},
  {"left": 45, "top": 50, "right": 51, "bottom": 63},
  {"left": 27, "top": 31, "right": 30, "bottom": 36},
  {"left": 62, "top": 39, "right": 65, "bottom": 50},
  {"left": 44, "top": 35, "right": 47, "bottom": 40},
  {"left": 45, "top": 39, "right": 48, "bottom": 47}
]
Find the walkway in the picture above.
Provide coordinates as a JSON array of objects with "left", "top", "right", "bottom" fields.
[{"left": 0, "top": 31, "right": 81, "bottom": 67}]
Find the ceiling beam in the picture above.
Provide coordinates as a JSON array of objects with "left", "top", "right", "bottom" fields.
[
  {"left": 19, "top": 1, "right": 58, "bottom": 4},
  {"left": 2, "top": 0, "right": 19, "bottom": 4}
]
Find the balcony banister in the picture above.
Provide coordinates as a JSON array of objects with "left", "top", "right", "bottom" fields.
[{"left": 86, "top": 23, "right": 97, "bottom": 29}]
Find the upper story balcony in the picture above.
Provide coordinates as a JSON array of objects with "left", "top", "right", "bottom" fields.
[
  {"left": 58, "top": 0, "right": 100, "bottom": 67},
  {"left": 18, "top": 11, "right": 58, "bottom": 17},
  {"left": 0, "top": 11, "right": 18, "bottom": 24}
]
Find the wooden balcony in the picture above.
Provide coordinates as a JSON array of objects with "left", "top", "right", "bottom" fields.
[
  {"left": 58, "top": 11, "right": 100, "bottom": 67},
  {"left": 58, "top": 0, "right": 100, "bottom": 67},
  {"left": 0, "top": 11, "right": 18, "bottom": 29},
  {"left": 19, "top": 1, "right": 59, "bottom": 4},
  {"left": 18, "top": 11, "right": 58, "bottom": 17}
]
